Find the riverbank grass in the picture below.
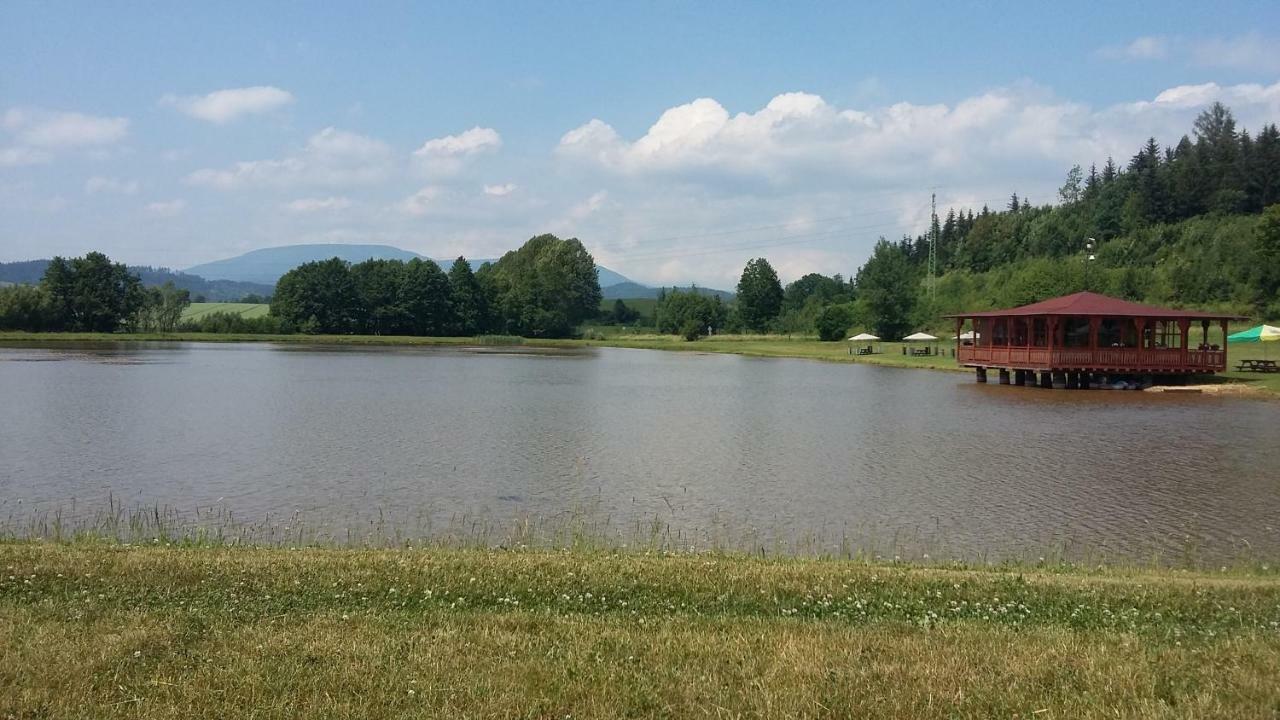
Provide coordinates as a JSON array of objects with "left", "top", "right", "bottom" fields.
[
  {"left": 4, "top": 330, "right": 1278, "bottom": 392},
  {"left": 2, "top": 542, "right": 1279, "bottom": 718}
]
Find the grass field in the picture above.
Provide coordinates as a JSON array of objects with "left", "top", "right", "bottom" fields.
[
  {"left": 1, "top": 542, "right": 1278, "bottom": 718},
  {"left": 179, "top": 302, "right": 270, "bottom": 322}
]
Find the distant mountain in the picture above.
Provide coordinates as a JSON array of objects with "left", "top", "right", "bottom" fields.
[
  {"left": 3, "top": 244, "right": 721, "bottom": 303},
  {"left": 184, "top": 243, "right": 635, "bottom": 289},
  {"left": 602, "top": 282, "right": 734, "bottom": 301},
  {"left": 185, "top": 244, "right": 422, "bottom": 285},
  {"left": 0, "top": 260, "right": 274, "bottom": 302}
]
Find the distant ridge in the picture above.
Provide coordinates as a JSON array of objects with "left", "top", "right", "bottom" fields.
[
  {"left": 0, "top": 259, "right": 274, "bottom": 302},
  {"left": 185, "top": 244, "right": 421, "bottom": 285},
  {"left": 185, "top": 243, "right": 635, "bottom": 289},
  {"left": 602, "top": 282, "right": 733, "bottom": 301}
]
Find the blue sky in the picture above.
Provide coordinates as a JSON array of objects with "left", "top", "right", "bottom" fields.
[{"left": 3, "top": 1, "right": 1280, "bottom": 287}]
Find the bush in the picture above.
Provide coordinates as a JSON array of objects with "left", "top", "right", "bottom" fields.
[
  {"left": 177, "top": 312, "right": 291, "bottom": 334},
  {"left": 0, "top": 285, "right": 52, "bottom": 331},
  {"left": 814, "top": 303, "right": 855, "bottom": 341},
  {"left": 679, "top": 318, "right": 704, "bottom": 341}
]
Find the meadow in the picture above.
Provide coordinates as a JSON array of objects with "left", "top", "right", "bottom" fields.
[
  {"left": 2, "top": 541, "right": 1278, "bottom": 718},
  {"left": 179, "top": 302, "right": 270, "bottom": 322}
]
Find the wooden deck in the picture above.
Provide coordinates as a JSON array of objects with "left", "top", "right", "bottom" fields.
[{"left": 958, "top": 346, "right": 1227, "bottom": 373}]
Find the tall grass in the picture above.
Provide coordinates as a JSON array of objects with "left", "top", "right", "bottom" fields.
[{"left": 3, "top": 496, "right": 1274, "bottom": 574}]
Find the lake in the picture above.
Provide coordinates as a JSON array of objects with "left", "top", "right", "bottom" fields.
[{"left": 1, "top": 341, "right": 1277, "bottom": 564}]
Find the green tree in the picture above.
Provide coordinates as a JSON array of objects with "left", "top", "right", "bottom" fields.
[
  {"left": 271, "top": 258, "right": 361, "bottom": 334},
  {"left": 39, "top": 252, "right": 144, "bottom": 332},
  {"left": 0, "top": 285, "right": 52, "bottom": 331},
  {"left": 814, "top": 303, "right": 855, "bottom": 341},
  {"left": 855, "top": 239, "right": 917, "bottom": 339},
  {"left": 399, "top": 258, "right": 452, "bottom": 336},
  {"left": 351, "top": 259, "right": 410, "bottom": 335},
  {"left": 1254, "top": 204, "right": 1280, "bottom": 308},
  {"left": 485, "top": 234, "right": 602, "bottom": 337},
  {"left": 735, "top": 257, "right": 783, "bottom": 332},
  {"left": 137, "top": 281, "right": 191, "bottom": 332},
  {"left": 654, "top": 288, "right": 727, "bottom": 338},
  {"left": 447, "top": 257, "right": 489, "bottom": 335}
]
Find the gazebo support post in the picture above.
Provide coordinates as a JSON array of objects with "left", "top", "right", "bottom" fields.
[
  {"left": 975, "top": 367, "right": 987, "bottom": 383},
  {"left": 998, "top": 369, "right": 1010, "bottom": 385},
  {"left": 1039, "top": 371, "right": 1052, "bottom": 388}
]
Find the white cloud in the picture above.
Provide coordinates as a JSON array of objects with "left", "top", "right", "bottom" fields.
[
  {"left": 1098, "top": 36, "right": 1169, "bottom": 61},
  {"left": 2, "top": 108, "right": 128, "bottom": 148},
  {"left": 0, "top": 146, "right": 50, "bottom": 167},
  {"left": 162, "top": 86, "right": 294, "bottom": 123},
  {"left": 144, "top": 199, "right": 186, "bottom": 217},
  {"left": 283, "top": 196, "right": 352, "bottom": 212},
  {"left": 186, "top": 127, "right": 391, "bottom": 189},
  {"left": 483, "top": 183, "right": 517, "bottom": 196},
  {"left": 1192, "top": 33, "right": 1280, "bottom": 74},
  {"left": 554, "top": 80, "right": 1280, "bottom": 287},
  {"left": 399, "top": 186, "right": 442, "bottom": 216},
  {"left": 85, "top": 176, "right": 139, "bottom": 195},
  {"left": 413, "top": 127, "right": 502, "bottom": 158}
]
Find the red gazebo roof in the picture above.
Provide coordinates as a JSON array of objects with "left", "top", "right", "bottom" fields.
[{"left": 944, "top": 291, "right": 1245, "bottom": 320}]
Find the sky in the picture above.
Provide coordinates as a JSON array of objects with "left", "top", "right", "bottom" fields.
[{"left": 3, "top": 1, "right": 1280, "bottom": 289}]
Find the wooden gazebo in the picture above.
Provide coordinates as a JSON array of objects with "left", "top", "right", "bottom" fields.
[{"left": 945, "top": 292, "right": 1245, "bottom": 388}]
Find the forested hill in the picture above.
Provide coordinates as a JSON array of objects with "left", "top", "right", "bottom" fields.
[
  {"left": 0, "top": 260, "right": 274, "bottom": 302},
  {"left": 886, "top": 101, "right": 1279, "bottom": 324}
]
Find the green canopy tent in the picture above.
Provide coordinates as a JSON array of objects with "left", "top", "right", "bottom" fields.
[{"left": 1228, "top": 324, "right": 1280, "bottom": 361}]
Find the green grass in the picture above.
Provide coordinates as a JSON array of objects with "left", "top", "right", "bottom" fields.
[
  {"left": 179, "top": 302, "right": 270, "bottom": 322},
  {"left": 1, "top": 542, "right": 1278, "bottom": 718},
  {"left": 4, "top": 329, "right": 1277, "bottom": 393}
]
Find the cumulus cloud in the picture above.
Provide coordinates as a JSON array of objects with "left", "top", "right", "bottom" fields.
[
  {"left": 399, "top": 186, "right": 442, "bottom": 216},
  {"left": 283, "top": 196, "right": 352, "bottom": 212},
  {"left": 558, "top": 82, "right": 1280, "bottom": 192},
  {"left": 2, "top": 108, "right": 128, "bottom": 148},
  {"left": 162, "top": 86, "right": 294, "bottom": 123},
  {"left": 483, "top": 183, "right": 517, "bottom": 196},
  {"left": 144, "top": 199, "right": 186, "bottom": 217},
  {"left": 186, "top": 127, "right": 391, "bottom": 189},
  {"left": 85, "top": 176, "right": 139, "bottom": 195},
  {"left": 413, "top": 127, "right": 502, "bottom": 158}
]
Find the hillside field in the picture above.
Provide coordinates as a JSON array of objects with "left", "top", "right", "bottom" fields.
[{"left": 180, "top": 303, "right": 270, "bottom": 322}]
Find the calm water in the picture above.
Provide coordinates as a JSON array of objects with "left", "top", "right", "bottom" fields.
[{"left": 1, "top": 341, "right": 1278, "bottom": 563}]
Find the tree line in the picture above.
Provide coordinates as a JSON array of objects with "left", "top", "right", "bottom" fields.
[
  {"left": 0, "top": 252, "right": 192, "bottom": 333},
  {"left": 269, "top": 234, "right": 601, "bottom": 338}
]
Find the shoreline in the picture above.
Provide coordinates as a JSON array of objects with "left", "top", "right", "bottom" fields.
[
  {"left": 2, "top": 330, "right": 1275, "bottom": 394},
  {"left": 3, "top": 541, "right": 1279, "bottom": 718}
]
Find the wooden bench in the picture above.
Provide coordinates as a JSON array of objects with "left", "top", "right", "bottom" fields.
[{"left": 1235, "top": 359, "right": 1279, "bottom": 373}]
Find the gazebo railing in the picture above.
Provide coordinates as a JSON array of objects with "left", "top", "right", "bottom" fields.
[{"left": 957, "top": 346, "right": 1226, "bottom": 371}]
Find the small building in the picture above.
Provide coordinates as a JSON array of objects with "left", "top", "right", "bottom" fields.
[{"left": 944, "top": 291, "right": 1245, "bottom": 388}]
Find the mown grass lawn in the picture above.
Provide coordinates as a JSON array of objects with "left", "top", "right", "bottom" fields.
[
  {"left": 179, "top": 302, "right": 270, "bottom": 322},
  {"left": 2, "top": 543, "right": 1279, "bottom": 718}
]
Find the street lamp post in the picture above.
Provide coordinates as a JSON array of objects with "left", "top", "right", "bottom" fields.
[{"left": 1084, "top": 237, "right": 1097, "bottom": 291}]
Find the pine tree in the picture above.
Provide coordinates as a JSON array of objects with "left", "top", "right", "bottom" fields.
[{"left": 1101, "top": 157, "right": 1118, "bottom": 184}]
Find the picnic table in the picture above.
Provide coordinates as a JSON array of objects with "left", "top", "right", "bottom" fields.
[{"left": 1235, "top": 359, "right": 1279, "bottom": 373}]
